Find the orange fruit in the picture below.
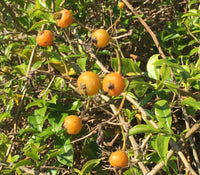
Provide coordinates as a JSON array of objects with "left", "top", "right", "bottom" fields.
[
  {"left": 102, "top": 72, "right": 125, "bottom": 96},
  {"left": 36, "top": 30, "right": 53, "bottom": 47},
  {"left": 64, "top": 115, "right": 82, "bottom": 135},
  {"left": 118, "top": 2, "right": 125, "bottom": 9},
  {"left": 91, "top": 29, "right": 109, "bottom": 48},
  {"left": 56, "top": 9, "right": 73, "bottom": 28},
  {"left": 77, "top": 71, "right": 101, "bottom": 96},
  {"left": 109, "top": 150, "right": 128, "bottom": 168}
]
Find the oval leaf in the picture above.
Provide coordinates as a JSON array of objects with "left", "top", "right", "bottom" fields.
[
  {"left": 129, "top": 124, "right": 158, "bottom": 135},
  {"left": 155, "top": 135, "right": 171, "bottom": 165},
  {"left": 80, "top": 159, "right": 101, "bottom": 175},
  {"left": 147, "top": 54, "right": 160, "bottom": 80},
  {"left": 155, "top": 100, "right": 172, "bottom": 129}
]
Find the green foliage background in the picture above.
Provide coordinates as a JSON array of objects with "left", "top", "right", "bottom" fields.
[{"left": 0, "top": 0, "right": 200, "bottom": 174}]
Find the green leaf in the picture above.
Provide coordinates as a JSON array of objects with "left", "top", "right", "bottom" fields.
[
  {"left": 195, "top": 58, "right": 200, "bottom": 70},
  {"left": 54, "top": 136, "right": 73, "bottom": 167},
  {"left": 28, "top": 107, "right": 47, "bottom": 132},
  {"left": 155, "top": 135, "right": 171, "bottom": 165},
  {"left": 111, "top": 58, "right": 141, "bottom": 75},
  {"left": 129, "top": 124, "right": 158, "bottom": 135},
  {"left": 39, "top": 149, "right": 62, "bottom": 167},
  {"left": 155, "top": 100, "right": 172, "bottom": 129},
  {"left": 139, "top": 91, "right": 155, "bottom": 107},
  {"left": 0, "top": 133, "right": 11, "bottom": 161},
  {"left": 130, "top": 79, "right": 153, "bottom": 97},
  {"left": 163, "top": 33, "right": 181, "bottom": 41},
  {"left": 80, "top": 159, "right": 101, "bottom": 175},
  {"left": 153, "top": 59, "right": 189, "bottom": 77},
  {"left": 25, "top": 99, "right": 44, "bottom": 110},
  {"left": 181, "top": 97, "right": 200, "bottom": 114},
  {"left": 160, "top": 64, "right": 171, "bottom": 81},
  {"left": 23, "top": 143, "right": 42, "bottom": 162},
  {"left": 28, "top": 20, "right": 49, "bottom": 32},
  {"left": 55, "top": 0, "right": 63, "bottom": 12},
  {"left": 11, "top": 159, "right": 34, "bottom": 172},
  {"left": 164, "top": 82, "right": 178, "bottom": 94},
  {"left": 0, "top": 112, "right": 11, "bottom": 122},
  {"left": 48, "top": 111, "right": 67, "bottom": 133},
  {"left": 124, "top": 167, "right": 143, "bottom": 175},
  {"left": 77, "top": 57, "right": 87, "bottom": 71},
  {"left": 147, "top": 54, "right": 160, "bottom": 80}
]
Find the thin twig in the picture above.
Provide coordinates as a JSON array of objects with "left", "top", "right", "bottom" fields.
[
  {"left": 109, "top": 104, "right": 148, "bottom": 174},
  {"left": 182, "top": 106, "right": 200, "bottom": 174},
  {"left": 122, "top": 0, "right": 166, "bottom": 60},
  {"left": 125, "top": 93, "right": 198, "bottom": 175}
]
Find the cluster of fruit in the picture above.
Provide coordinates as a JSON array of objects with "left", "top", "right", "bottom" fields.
[
  {"left": 36, "top": 2, "right": 128, "bottom": 169},
  {"left": 36, "top": 9, "right": 110, "bottom": 49},
  {"left": 65, "top": 71, "right": 127, "bottom": 167}
]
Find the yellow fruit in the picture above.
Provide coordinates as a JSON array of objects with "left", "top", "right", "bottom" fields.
[
  {"left": 56, "top": 9, "right": 73, "bottom": 28},
  {"left": 102, "top": 72, "right": 125, "bottom": 96},
  {"left": 118, "top": 2, "right": 125, "bottom": 9},
  {"left": 109, "top": 150, "right": 128, "bottom": 168},
  {"left": 36, "top": 30, "right": 53, "bottom": 47},
  {"left": 77, "top": 71, "right": 101, "bottom": 96},
  {"left": 64, "top": 115, "right": 82, "bottom": 135},
  {"left": 91, "top": 29, "right": 109, "bottom": 48}
]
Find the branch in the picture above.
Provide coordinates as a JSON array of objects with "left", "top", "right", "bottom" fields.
[
  {"left": 122, "top": 0, "right": 166, "bottom": 60},
  {"left": 125, "top": 93, "right": 198, "bottom": 175}
]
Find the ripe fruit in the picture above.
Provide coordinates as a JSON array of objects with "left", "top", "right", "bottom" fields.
[
  {"left": 56, "top": 9, "right": 73, "bottom": 28},
  {"left": 102, "top": 72, "right": 125, "bottom": 96},
  {"left": 36, "top": 30, "right": 53, "bottom": 47},
  {"left": 77, "top": 71, "right": 101, "bottom": 96},
  {"left": 91, "top": 29, "right": 109, "bottom": 48},
  {"left": 64, "top": 115, "right": 82, "bottom": 135},
  {"left": 109, "top": 150, "right": 128, "bottom": 168},
  {"left": 118, "top": 2, "right": 125, "bottom": 9}
]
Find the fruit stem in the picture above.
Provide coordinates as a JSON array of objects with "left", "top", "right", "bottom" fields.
[
  {"left": 110, "top": 8, "right": 122, "bottom": 36},
  {"left": 114, "top": 48, "right": 121, "bottom": 74},
  {"left": 85, "top": 96, "right": 90, "bottom": 112}
]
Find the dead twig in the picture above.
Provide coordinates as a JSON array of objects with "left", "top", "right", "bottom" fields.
[{"left": 122, "top": 0, "right": 166, "bottom": 60}]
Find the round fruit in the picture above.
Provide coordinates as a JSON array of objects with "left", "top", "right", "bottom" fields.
[
  {"left": 91, "top": 29, "right": 109, "bottom": 48},
  {"left": 102, "top": 72, "right": 125, "bottom": 96},
  {"left": 77, "top": 71, "right": 101, "bottom": 96},
  {"left": 109, "top": 150, "right": 128, "bottom": 168},
  {"left": 64, "top": 115, "right": 82, "bottom": 135},
  {"left": 56, "top": 9, "right": 73, "bottom": 28},
  {"left": 36, "top": 30, "right": 53, "bottom": 47},
  {"left": 118, "top": 2, "right": 125, "bottom": 9}
]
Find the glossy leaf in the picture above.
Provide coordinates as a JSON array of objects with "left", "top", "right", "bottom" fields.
[
  {"left": 155, "top": 100, "right": 172, "bottom": 129},
  {"left": 0, "top": 133, "right": 11, "bottom": 161},
  {"left": 160, "top": 63, "right": 171, "bottom": 81},
  {"left": 111, "top": 57, "right": 141, "bottom": 75},
  {"left": 11, "top": 159, "right": 34, "bottom": 172},
  {"left": 181, "top": 97, "right": 200, "bottom": 115},
  {"left": 155, "top": 134, "right": 171, "bottom": 165},
  {"left": 181, "top": 97, "right": 200, "bottom": 109},
  {"left": 139, "top": 91, "right": 155, "bottom": 106},
  {"left": 129, "top": 124, "right": 158, "bottom": 135},
  {"left": 80, "top": 159, "right": 101, "bottom": 175},
  {"left": 147, "top": 54, "right": 160, "bottom": 80},
  {"left": 153, "top": 59, "right": 190, "bottom": 77},
  {"left": 54, "top": 136, "right": 73, "bottom": 167},
  {"left": 48, "top": 111, "right": 67, "bottom": 133},
  {"left": 28, "top": 107, "right": 47, "bottom": 132}
]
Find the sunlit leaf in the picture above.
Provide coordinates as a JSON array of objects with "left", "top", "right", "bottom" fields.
[
  {"left": 155, "top": 100, "right": 172, "bottom": 129},
  {"left": 147, "top": 54, "right": 160, "bottom": 80},
  {"left": 155, "top": 134, "right": 171, "bottom": 165}
]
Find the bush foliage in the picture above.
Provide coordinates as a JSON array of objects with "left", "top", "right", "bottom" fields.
[{"left": 0, "top": 0, "right": 200, "bottom": 174}]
